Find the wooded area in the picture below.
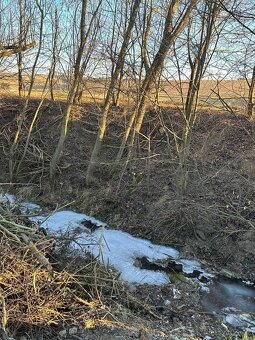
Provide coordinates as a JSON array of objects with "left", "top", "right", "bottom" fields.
[
  {"left": 0, "top": 0, "right": 255, "bottom": 339},
  {"left": 0, "top": 0, "right": 254, "bottom": 186}
]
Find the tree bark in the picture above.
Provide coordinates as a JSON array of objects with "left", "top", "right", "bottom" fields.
[
  {"left": 18, "top": 0, "right": 24, "bottom": 96},
  {"left": 49, "top": 9, "right": 59, "bottom": 101},
  {"left": 50, "top": 0, "right": 88, "bottom": 179},
  {"left": 116, "top": 0, "right": 201, "bottom": 162},
  {"left": 247, "top": 66, "right": 255, "bottom": 116},
  {"left": 86, "top": 0, "right": 142, "bottom": 184}
]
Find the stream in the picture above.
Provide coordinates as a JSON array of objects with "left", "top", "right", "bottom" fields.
[{"left": 1, "top": 193, "right": 255, "bottom": 333}]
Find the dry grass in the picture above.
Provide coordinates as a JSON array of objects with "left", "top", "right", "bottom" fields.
[
  {"left": 0, "top": 75, "right": 250, "bottom": 110},
  {"left": 0, "top": 234, "right": 114, "bottom": 335},
  {"left": 0, "top": 199, "right": 157, "bottom": 339},
  {"left": 0, "top": 201, "right": 124, "bottom": 338}
]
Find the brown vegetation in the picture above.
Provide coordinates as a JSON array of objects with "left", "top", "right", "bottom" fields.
[{"left": 1, "top": 0, "right": 255, "bottom": 337}]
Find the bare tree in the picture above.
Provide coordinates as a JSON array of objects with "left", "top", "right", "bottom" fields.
[
  {"left": 86, "top": 0, "right": 142, "bottom": 184},
  {"left": 116, "top": 0, "right": 201, "bottom": 162},
  {"left": 247, "top": 66, "right": 255, "bottom": 116},
  {"left": 218, "top": 0, "right": 255, "bottom": 115},
  {"left": 176, "top": 0, "right": 220, "bottom": 195},
  {"left": 9, "top": 0, "right": 44, "bottom": 181},
  {"left": 0, "top": 0, "right": 34, "bottom": 59},
  {"left": 50, "top": 0, "right": 103, "bottom": 179},
  {"left": 17, "top": 0, "right": 24, "bottom": 96},
  {"left": 48, "top": 8, "right": 59, "bottom": 101},
  {"left": 50, "top": 0, "right": 88, "bottom": 179}
]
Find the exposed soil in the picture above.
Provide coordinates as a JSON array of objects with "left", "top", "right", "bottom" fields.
[{"left": 0, "top": 96, "right": 255, "bottom": 338}]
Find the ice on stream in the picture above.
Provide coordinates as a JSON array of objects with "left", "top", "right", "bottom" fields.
[
  {"left": 28, "top": 203, "right": 255, "bottom": 332},
  {"left": 31, "top": 210, "right": 179, "bottom": 285},
  {"left": 201, "top": 279, "right": 255, "bottom": 333},
  {"left": 225, "top": 312, "right": 255, "bottom": 333}
]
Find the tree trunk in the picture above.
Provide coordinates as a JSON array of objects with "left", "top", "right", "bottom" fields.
[
  {"left": 49, "top": 9, "right": 59, "bottom": 101},
  {"left": 86, "top": 0, "right": 142, "bottom": 185},
  {"left": 247, "top": 66, "right": 255, "bottom": 116},
  {"left": 177, "top": 0, "right": 219, "bottom": 196},
  {"left": 18, "top": 0, "right": 24, "bottom": 97},
  {"left": 50, "top": 0, "right": 88, "bottom": 179},
  {"left": 116, "top": 0, "right": 201, "bottom": 162}
]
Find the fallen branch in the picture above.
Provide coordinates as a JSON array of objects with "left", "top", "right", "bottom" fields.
[
  {"left": 0, "top": 214, "right": 51, "bottom": 271},
  {"left": 0, "top": 41, "right": 36, "bottom": 58}
]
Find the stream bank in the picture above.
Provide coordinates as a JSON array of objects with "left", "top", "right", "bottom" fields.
[{"left": 1, "top": 193, "right": 254, "bottom": 338}]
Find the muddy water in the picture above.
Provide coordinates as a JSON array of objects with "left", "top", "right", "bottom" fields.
[
  {"left": 136, "top": 255, "right": 255, "bottom": 332},
  {"left": 1, "top": 193, "right": 255, "bottom": 333},
  {"left": 201, "top": 277, "right": 255, "bottom": 314},
  {"left": 201, "top": 277, "right": 255, "bottom": 332}
]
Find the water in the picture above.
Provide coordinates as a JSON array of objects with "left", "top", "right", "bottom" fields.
[{"left": 201, "top": 277, "right": 255, "bottom": 333}]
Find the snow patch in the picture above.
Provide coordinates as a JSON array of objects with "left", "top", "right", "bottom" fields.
[
  {"left": 0, "top": 193, "right": 16, "bottom": 205},
  {"left": 31, "top": 210, "right": 107, "bottom": 232},
  {"left": 31, "top": 211, "right": 179, "bottom": 285},
  {"left": 20, "top": 202, "right": 42, "bottom": 213}
]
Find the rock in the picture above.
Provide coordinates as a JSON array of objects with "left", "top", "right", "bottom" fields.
[
  {"left": 166, "top": 261, "right": 183, "bottom": 273},
  {"left": 69, "top": 327, "right": 78, "bottom": 335},
  {"left": 128, "top": 284, "right": 137, "bottom": 293},
  {"left": 138, "top": 324, "right": 147, "bottom": 340},
  {"left": 164, "top": 299, "right": 171, "bottom": 306},
  {"left": 173, "top": 288, "right": 181, "bottom": 299},
  {"left": 58, "top": 330, "right": 67, "bottom": 338},
  {"left": 155, "top": 303, "right": 164, "bottom": 312}
]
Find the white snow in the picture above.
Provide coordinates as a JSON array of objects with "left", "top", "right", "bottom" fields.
[
  {"left": 20, "top": 202, "right": 42, "bottom": 213},
  {"left": 31, "top": 210, "right": 108, "bottom": 232},
  {"left": 31, "top": 211, "right": 179, "bottom": 285},
  {"left": 225, "top": 313, "right": 255, "bottom": 333},
  {"left": 0, "top": 193, "right": 16, "bottom": 205},
  {"left": 85, "top": 228, "right": 179, "bottom": 285},
  {"left": 0, "top": 195, "right": 41, "bottom": 213}
]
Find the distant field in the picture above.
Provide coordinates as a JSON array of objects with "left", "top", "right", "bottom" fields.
[
  {"left": 156, "top": 79, "right": 249, "bottom": 111},
  {"left": 0, "top": 74, "right": 250, "bottom": 111}
]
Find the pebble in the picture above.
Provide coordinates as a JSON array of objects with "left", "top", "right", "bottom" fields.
[
  {"left": 173, "top": 288, "right": 181, "bottom": 299},
  {"left": 58, "top": 330, "right": 67, "bottom": 338},
  {"left": 155, "top": 303, "right": 164, "bottom": 312},
  {"left": 164, "top": 299, "right": 171, "bottom": 306},
  {"left": 69, "top": 327, "right": 78, "bottom": 335}
]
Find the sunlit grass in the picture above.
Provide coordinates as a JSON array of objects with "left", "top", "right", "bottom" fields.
[{"left": 0, "top": 76, "right": 249, "bottom": 113}]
